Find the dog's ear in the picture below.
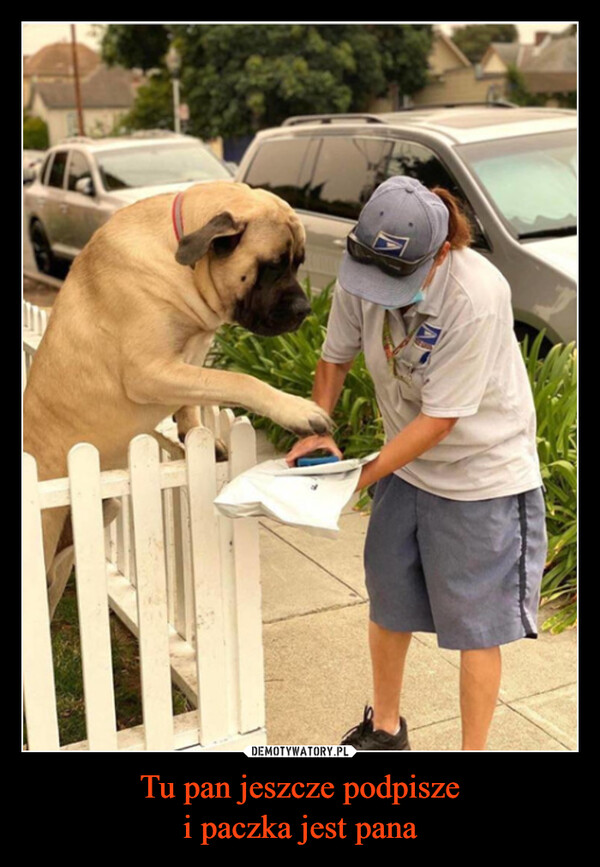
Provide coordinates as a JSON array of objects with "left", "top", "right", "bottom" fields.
[{"left": 175, "top": 212, "right": 246, "bottom": 267}]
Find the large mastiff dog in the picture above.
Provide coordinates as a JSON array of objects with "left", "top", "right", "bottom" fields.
[{"left": 24, "top": 181, "right": 332, "bottom": 616}]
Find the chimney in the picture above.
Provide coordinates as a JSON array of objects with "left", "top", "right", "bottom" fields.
[{"left": 535, "top": 31, "right": 549, "bottom": 46}]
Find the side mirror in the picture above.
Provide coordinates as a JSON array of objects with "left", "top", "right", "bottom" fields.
[{"left": 75, "top": 177, "right": 95, "bottom": 196}]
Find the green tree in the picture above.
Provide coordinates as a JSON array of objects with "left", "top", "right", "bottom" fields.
[
  {"left": 101, "top": 24, "right": 169, "bottom": 72},
  {"left": 23, "top": 113, "right": 49, "bottom": 149},
  {"left": 452, "top": 23, "right": 518, "bottom": 64},
  {"left": 115, "top": 72, "right": 173, "bottom": 133},
  {"left": 101, "top": 24, "right": 433, "bottom": 139},
  {"left": 505, "top": 64, "right": 545, "bottom": 106}
]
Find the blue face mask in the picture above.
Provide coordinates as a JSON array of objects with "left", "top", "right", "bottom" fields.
[{"left": 383, "top": 290, "right": 424, "bottom": 311}]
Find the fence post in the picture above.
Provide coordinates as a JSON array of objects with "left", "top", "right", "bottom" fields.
[
  {"left": 128, "top": 435, "right": 174, "bottom": 750},
  {"left": 229, "top": 417, "right": 264, "bottom": 735},
  {"left": 68, "top": 443, "right": 118, "bottom": 750},
  {"left": 185, "top": 426, "right": 229, "bottom": 745},
  {"left": 23, "top": 453, "right": 60, "bottom": 750}
]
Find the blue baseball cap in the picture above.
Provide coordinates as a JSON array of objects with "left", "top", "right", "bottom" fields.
[{"left": 338, "top": 176, "right": 449, "bottom": 307}]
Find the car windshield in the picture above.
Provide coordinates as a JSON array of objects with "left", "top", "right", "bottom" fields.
[
  {"left": 96, "top": 142, "right": 232, "bottom": 190},
  {"left": 456, "top": 130, "right": 576, "bottom": 239}
]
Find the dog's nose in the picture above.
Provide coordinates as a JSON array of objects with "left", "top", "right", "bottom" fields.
[{"left": 290, "top": 296, "right": 311, "bottom": 321}]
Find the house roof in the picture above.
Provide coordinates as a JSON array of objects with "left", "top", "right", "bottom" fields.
[
  {"left": 24, "top": 41, "right": 100, "bottom": 78},
  {"left": 527, "top": 35, "right": 577, "bottom": 73},
  {"left": 481, "top": 41, "right": 535, "bottom": 71},
  {"left": 490, "top": 42, "right": 520, "bottom": 67},
  {"left": 480, "top": 34, "right": 576, "bottom": 93},
  {"left": 33, "top": 64, "right": 138, "bottom": 109},
  {"left": 523, "top": 35, "right": 577, "bottom": 93}
]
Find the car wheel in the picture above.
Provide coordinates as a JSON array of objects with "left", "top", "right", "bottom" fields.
[{"left": 30, "top": 221, "right": 55, "bottom": 276}]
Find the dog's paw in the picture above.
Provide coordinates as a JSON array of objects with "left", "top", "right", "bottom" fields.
[{"left": 274, "top": 395, "right": 333, "bottom": 437}]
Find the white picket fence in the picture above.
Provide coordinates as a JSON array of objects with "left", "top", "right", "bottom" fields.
[{"left": 23, "top": 301, "right": 266, "bottom": 752}]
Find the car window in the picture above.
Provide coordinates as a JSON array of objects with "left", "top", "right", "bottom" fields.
[
  {"left": 39, "top": 154, "right": 53, "bottom": 185},
  {"left": 47, "top": 151, "right": 68, "bottom": 189},
  {"left": 381, "top": 140, "right": 461, "bottom": 196},
  {"left": 243, "top": 137, "right": 317, "bottom": 209},
  {"left": 95, "top": 142, "right": 231, "bottom": 190},
  {"left": 307, "top": 137, "right": 390, "bottom": 220},
  {"left": 302, "top": 135, "right": 482, "bottom": 237},
  {"left": 67, "top": 151, "right": 92, "bottom": 191},
  {"left": 379, "top": 139, "right": 489, "bottom": 249},
  {"left": 456, "top": 131, "right": 576, "bottom": 239},
  {"left": 244, "top": 132, "right": 487, "bottom": 246}
]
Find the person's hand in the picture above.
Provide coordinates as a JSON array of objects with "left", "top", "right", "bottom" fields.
[{"left": 285, "top": 434, "right": 343, "bottom": 467}]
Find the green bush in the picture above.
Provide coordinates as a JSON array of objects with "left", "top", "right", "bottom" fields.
[
  {"left": 23, "top": 113, "right": 49, "bottom": 150},
  {"left": 521, "top": 333, "right": 577, "bottom": 634},
  {"left": 210, "top": 283, "right": 577, "bottom": 632}
]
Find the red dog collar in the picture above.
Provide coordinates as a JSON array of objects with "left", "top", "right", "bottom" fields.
[{"left": 172, "top": 191, "right": 185, "bottom": 242}]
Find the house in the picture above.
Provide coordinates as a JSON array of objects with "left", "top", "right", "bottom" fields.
[
  {"left": 24, "top": 42, "right": 142, "bottom": 145},
  {"left": 23, "top": 41, "right": 100, "bottom": 107},
  {"left": 480, "top": 30, "right": 577, "bottom": 104},
  {"left": 369, "top": 31, "right": 508, "bottom": 112},
  {"left": 370, "top": 27, "right": 577, "bottom": 112},
  {"left": 411, "top": 31, "right": 507, "bottom": 105}
]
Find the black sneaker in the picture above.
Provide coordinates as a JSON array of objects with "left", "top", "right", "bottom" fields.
[{"left": 341, "top": 706, "right": 411, "bottom": 750}]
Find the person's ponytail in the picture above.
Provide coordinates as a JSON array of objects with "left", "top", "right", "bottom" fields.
[{"left": 431, "top": 186, "right": 473, "bottom": 249}]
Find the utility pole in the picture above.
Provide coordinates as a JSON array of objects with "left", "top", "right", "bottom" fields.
[
  {"left": 166, "top": 44, "right": 182, "bottom": 134},
  {"left": 70, "top": 24, "right": 85, "bottom": 136}
]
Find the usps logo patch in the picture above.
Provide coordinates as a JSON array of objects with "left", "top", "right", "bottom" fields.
[
  {"left": 373, "top": 231, "right": 410, "bottom": 259},
  {"left": 415, "top": 323, "right": 443, "bottom": 348}
]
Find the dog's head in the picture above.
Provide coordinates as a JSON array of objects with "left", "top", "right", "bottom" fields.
[{"left": 175, "top": 182, "right": 310, "bottom": 336}]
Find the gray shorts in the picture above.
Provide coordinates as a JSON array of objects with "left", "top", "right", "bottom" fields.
[{"left": 364, "top": 474, "right": 548, "bottom": 650}]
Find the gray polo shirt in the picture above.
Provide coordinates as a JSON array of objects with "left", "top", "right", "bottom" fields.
[{"left": 321, "top": 247, "right": 543, "bottom": 500}]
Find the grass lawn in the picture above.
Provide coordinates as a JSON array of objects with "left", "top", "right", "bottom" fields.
[{"left": 30, "top": 572, "right": 193, "bottom": 748}]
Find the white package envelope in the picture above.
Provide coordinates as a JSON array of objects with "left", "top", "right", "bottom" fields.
[{"left": 214, "top": 454, "right": 379, "bottom": 537}]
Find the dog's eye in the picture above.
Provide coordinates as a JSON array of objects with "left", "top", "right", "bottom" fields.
[{"left": 212, "top": 233, "right": 243, "bottom": 258}]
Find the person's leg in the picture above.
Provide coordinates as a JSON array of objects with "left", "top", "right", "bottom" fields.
[
  {"left": 460, "top": 646, "right": 501, "bottom": 750},
  {"left": 364, "top": 477, "right": 432, "bottom": 737},
  {"left": 418, "top": 487, "right": 548, "bottom": 751},
  {"left": 369, "top": 621, "right": 412, "bottom": 734}
]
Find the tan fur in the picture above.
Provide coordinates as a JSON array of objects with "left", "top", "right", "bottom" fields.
[{"left": 23, "top": 181, "right": 332, "bottom": 616}]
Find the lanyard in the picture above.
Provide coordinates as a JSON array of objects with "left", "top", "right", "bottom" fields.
[{"left": 382, "top": 308, "right": 429, "bottom": 384}]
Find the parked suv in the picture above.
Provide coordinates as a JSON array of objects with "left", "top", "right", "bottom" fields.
[
  {"left": 236, "top": 106, "right": 577, "bottom": 345},
  {"left": 24, "top": 132, "right": 234, "bottom": 276}
]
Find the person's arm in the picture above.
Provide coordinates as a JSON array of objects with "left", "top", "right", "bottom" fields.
[
  {"left": 285, "top": 358, "right": 352, "bottom": 465},
  {"left": 286, "top": 282, "right": 364, "bottom": 466},
  {"left": 313, "top": 357, "right": 353, "bottom": 415},
  {"left": 355, "top": 412, "right": 458, "bottom": 490}
]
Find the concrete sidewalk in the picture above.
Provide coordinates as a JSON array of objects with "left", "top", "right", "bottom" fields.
[{"left": 254, "top": 434, "right": 577, "bottom": 751}]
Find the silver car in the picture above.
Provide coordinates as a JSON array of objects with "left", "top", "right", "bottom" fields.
[
  {"left": 24, "top": 133, "right": 234, "bottom": 276},
  {"left": 236, "top": 106, "right": 577, "bottom": 346}
]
